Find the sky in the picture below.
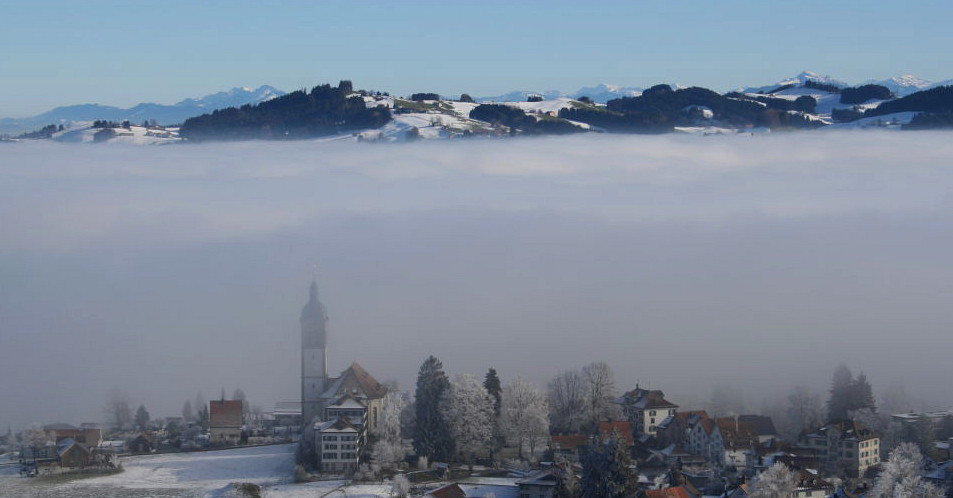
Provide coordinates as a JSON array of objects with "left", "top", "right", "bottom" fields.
[
  {"left": 2, "top": 132, "right": 953, "bottom": 430},
  {"left": 3, "top": 0, "right": 953, "bottom": 117}
]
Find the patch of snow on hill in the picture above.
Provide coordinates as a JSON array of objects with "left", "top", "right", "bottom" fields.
[{"left": 505, "top": 97, "right": 578, "bottom": 114}]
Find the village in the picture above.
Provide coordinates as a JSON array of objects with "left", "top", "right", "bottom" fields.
[{"left": 2, "top": 281, "right": 952, "bottom": 498}]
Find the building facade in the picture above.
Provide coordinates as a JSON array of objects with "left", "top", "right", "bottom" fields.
[{"left": 615, "top": 387, "right": 679, "bottom": 436}]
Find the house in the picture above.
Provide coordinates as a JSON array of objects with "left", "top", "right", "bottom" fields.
[
  {"left": 793, "top": 468, "right": 835, "bottom": 498},
  {"left": 517, "top": 468, "right": 559, "bottom": 498},
  {"left": 551, "top": 434, "right": 590, "bottom": 461},
  {"left": 737, "top": 415, "right": 778, "bottom": 443},
  {"left": 799, "top": 419, "right": 880, "bottom": 477},
  {"left": 128, "top": 432, "right": 156, "bottom": 453},
  {"left": 717, "top": 417, "right": 762, "bottom": 467},
  {"left": 318, "top": 362, "right": 388, "bottom": 435},
  {"left": 599, "top": 420, "right": 635, "bottom": 447},
  {"left": 314, "top": 417, "right": 362, "bottom": 473},
  {"left": 209, "top": 399, "right": 244, "bottom": 444},
  {"left": 645, "top": 486, "right": 697, "bottom": 498},
  {"left": 425, "top": 483, "right": 520, "bottom": 498},
  {"left": 615, "top": 387, "right": 678, "bottom": 437},
  {"left": 57, "top": 438, "right": 91, "bottom": 468},
  {"left": 42, "top": 423, "right": 102, "bottom": 447}
]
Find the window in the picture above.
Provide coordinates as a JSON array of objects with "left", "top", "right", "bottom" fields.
[{"left": 650, "top": 410, "right": 656, "bottom": 416}]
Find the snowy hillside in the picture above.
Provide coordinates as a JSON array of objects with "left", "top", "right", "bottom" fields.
[{"left": 52, "top": 124, "right": 181, "bottom": 145}]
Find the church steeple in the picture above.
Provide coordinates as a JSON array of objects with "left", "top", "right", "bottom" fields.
[{"left": 301, "top": 277, "right": 329, "bottom": 426}]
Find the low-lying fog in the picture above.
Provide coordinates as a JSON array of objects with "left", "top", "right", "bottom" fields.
[{"left": 2, "top": 131, "right": 952, "bottom": 428}]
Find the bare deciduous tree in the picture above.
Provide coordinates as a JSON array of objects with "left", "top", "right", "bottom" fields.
[
  {"left": 582, "top": 362, "right": 617, "bottom": 430},
  {"left": 549, "top": 369, "right": 586, "bottom": 433}
]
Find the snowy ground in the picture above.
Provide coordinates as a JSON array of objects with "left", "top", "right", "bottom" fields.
[{"left": 0, "top": 444, "right": 404, "bottom": 497}]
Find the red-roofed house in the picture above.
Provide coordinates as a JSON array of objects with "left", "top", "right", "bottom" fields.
[
  {"left": 645, "top": 486, "right": 697, "bottom": 498},
  {"left": 551, "top": 434, "right": 590, "bottom": 461},
  {"left": 599, "top": 420, "right": 635, "bottom": 446},
  {"left": 210, "top": 400, "right": 244, "bottom": 444}
]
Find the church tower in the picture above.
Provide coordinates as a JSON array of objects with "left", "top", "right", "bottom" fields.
[{"left": 301, "top": 279, "right": 329, "bottom": 426}]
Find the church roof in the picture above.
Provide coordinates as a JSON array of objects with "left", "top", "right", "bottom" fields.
[{"left": 321, "top": 362, "right": 387, "bottom": 400}]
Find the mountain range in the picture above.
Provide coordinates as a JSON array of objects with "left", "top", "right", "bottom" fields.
[
  {"left": 0, "top": 86, "right": 284, "bottom": 135},
  {"left": 3, "top": 72, "right": 953, "bottom": 136}
]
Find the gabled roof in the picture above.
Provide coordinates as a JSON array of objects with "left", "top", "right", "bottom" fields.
[
  {"left": 209, "top": 400, "right": 244, "bottom": 428},
  {"left": 738, "top": 415, "right": 777, "bottom": 436},
  {"left": 795, "top": 469, "right": 834, "bottom": 490},
  {"left": 616, "top": 388, "right": 678, "bottom": 410},
  {"left": 327, "top": 393, "right": 367, "bottom": 409},
  {"left": 314, "top": 416, "right": 360, "bottom": 433},
  {"left": 807, "top": 419, "right": 879, "bottom": 441},
  {"left": 645, "top": 486, "right": 696, "bottom": 498},
  {"left": 321, "top": 362, "right": 387, "bottom": 400},
  {"left": 516, "top": 469, "right": 559, "bottom": 486},
  {"left": 599, "top": 421, "right": 635, "bottom": 446},
  {"left": 551, "top": 434, "right": 590, "bottom": 450},
  {"left": 426, "top": 484, "right": 466, "bottom": 498}
]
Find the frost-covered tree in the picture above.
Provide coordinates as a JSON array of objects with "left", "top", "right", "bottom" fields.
[
  {"left": 391, "top": 474, "right": 411, "bottom": 498},
  {"left": 374, "top": 390, "right": 410, "bottom": 470},
  {"left": 549, "top": 369, "right": 586, "bottom": 433},
  {"left": 582, "top": 362, "right": 617, "bottom": 430},
  {"left": 442, "top": 373, "right": 494, "bottom": 465},
  {"left": 414, "top": 356, "right": 453, "bottom": 461},
  {"left": 872, "top": 443, "right": 942, "bottom": 498},
  {"left": 500, "top": 376, "right": 549, "bottom": 460},
  {"left": 751, "top": 462, "right": 797, "bottom": 498},
  {"left": 554, "top": 457, "right": 581, "bottom": 498},
  {"left": 580, "top": 430, "right": 637, "bottom": 498}
]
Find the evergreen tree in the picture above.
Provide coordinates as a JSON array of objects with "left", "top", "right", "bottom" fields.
[
  {"left": 134, "top": 404, "right": 150, "bottom": 431},
  {"left": 581, "top": 430, "right": 637, "bottom": 498},
  {"left": 827, "top": 363, "right": 854, "bottom": 421},
  {"left": 484, "top": 368, "right": 502, "bottom": 416},
  {"left": 414, "top": 356, "right": 453, "bottom": 462},
  {"left": 852, "top": 373, "right": 876, "bottom": 413}
]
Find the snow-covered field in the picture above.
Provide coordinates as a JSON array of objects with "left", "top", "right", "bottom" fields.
[{"left": 0, "top": 444, "right": 395, "bottom": 497}]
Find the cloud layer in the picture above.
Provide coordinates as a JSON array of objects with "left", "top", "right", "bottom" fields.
[{"left": 2, "top": 132, "right": 952, "bottom": 428}]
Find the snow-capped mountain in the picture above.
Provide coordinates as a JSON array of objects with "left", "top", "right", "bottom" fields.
[
  {"left": 476, "top": 89, "right": 567, "bottom": 103},
  {"left": 0, "top": 85, "right": 284, "bottom": 135},
  {"left": 740, "top": 71, "right": 850, "bottom": 94},
  {"left": 476, "top": 84, "right": 645, "bottom": 104},
  {"left": 569, "top": 84, "right": 642, "bottom": 103},
  {"left": 866, "top": 75, "right": 932, "bottom": 97}
]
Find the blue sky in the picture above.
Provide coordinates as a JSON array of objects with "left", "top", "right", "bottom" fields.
[{"left": 2, "top": 0, "right": 952, "bottom": 117}]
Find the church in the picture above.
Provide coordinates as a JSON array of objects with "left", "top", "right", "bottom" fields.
[{"left": 300, "top": 279, "right": 388, "bottom": 473}]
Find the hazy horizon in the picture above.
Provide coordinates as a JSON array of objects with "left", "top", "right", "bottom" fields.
[{"left": 2, "top": 132, "right": 952, "bottom": 430}]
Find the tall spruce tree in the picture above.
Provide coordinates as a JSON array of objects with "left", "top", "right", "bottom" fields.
[
  {"left": 414, "top": 356, "right": 453, "bottom": 462},
  {"left": 827, "top": 363, "right": 854, "bottom": 421},
  {"left": 484, "top": 368, "right": 502, "bottom": 416}
]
